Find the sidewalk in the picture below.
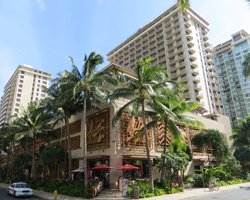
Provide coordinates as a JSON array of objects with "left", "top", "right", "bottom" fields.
[{"left": 0, "top": 182, "right": 249, "bottom": 200}]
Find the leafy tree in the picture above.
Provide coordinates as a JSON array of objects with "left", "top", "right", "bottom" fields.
[
  {"left": 13, "top": 102, "right": 54, "bottom": 178},
  {"left": 191, "top": 129, "right": 230, "bottom": 164},
  {"left": 69, "top": 52, "right": 116, "bottom": 186},
  {"left": 109, "top": 58, "right": 173, "bottom": 192}
]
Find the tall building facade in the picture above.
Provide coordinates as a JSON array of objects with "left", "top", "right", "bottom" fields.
[
  {"left": 0, "top": 64, "right": 51, "bottom": 125},
  {"left": 108, "top": 4, "right": 222, "bottom": 114},
  {"left": 213, "top": 30, "right": 250, "bottom": 126}
]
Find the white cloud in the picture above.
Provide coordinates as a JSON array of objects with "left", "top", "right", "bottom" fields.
[{"left": 37, "top": 0, "right": 46, "bottom": 11}]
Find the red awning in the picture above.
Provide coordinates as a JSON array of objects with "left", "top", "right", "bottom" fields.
[
  {"left": 118, "top": 164, "right": 140, "bottom": 171},
  {"left": 92, "top": 164, "right": 113, "bottom": 170}
]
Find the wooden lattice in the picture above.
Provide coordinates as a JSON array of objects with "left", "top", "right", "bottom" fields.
[
  {"left": 156, "top": 122, "right": 172, "bottom": 151},
  {"left": 120, "top": 112, "right": 152, "bottom": 148},
  {"left": 87, "top": 108, "right": 110, "bottom": 150}
]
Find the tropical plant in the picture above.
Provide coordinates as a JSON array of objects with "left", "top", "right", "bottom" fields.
[
  {"left": 147, "top": 87, "right": 203, "bottom": 154},
  {"left": 242, "top": 53, "right": 250, "bottom": 77},
  {"left": 46, "top": 71, "right": 83, "bottom": 179},
  {"left": 108, "top": 58, "right": 174, "bottom": 192},
  {"left": 39, "top": 143, "right": 65, "bottom": 178},
  {"left": 13, "top": 102, "right": 54, "bottom": 178},
  {"left": 191, "top": 129, "right": 230, "bottom": 164},
  {"left": 232, "top": 116, "right": 250, "bottom": 173},
  {"left": 177, "top": 0, "right": 190, "bottom": 12},
  {"left": 232, "top": 116, "right": 250, "bottom": 148},
  {"left": 0, "top": 122, "right": 17, "bottom": 179},
  {"left": 69, "top": 52, "right": 117, "bottom": 186}
]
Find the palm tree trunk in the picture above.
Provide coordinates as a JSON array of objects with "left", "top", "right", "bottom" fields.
[
  {"left": 83, "top": 93, "right": 88, "bottom": 187},
  {"left": 65, "top": 117, "right": 72, "bottom": 180},
  {"left": 163, "top": 118, "right": 168, "bottom": 155},
  {"left": 142, "top": 102, "right": 154, "bottom": 193},
  {"left": 32, "top": 133, "right": 36, "bottom": 178}
]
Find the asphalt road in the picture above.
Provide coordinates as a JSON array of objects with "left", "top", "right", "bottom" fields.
[
  {"left": 0, "top": 187, "right": 44, "bottom": 200},
  {"left": 184, "top": 186, "right": 250, "bottom": 200}
]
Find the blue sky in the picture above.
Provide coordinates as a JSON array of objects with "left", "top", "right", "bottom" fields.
[{"left": 0, "top": 0, "right": 250, "bottom": 96}]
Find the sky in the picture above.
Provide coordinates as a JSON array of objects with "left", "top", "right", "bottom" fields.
[{"left": 0, "top": 0, "right": 250, "bottom": 96}]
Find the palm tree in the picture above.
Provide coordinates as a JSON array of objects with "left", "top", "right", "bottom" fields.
[
  {"left": 232, "top": 116, "right": 250, "bottom": 148},
  {"left": 13, "top": 102, "right": 54, "bottom": 178},
  {"left": 191, "top": 129, "right": 229, "bottom": 165},
  {"left": 242, "top": 53, "right": 250, "bottom": 77},
  {"left": 147, "top": 87, "right": 203, "bottom": 154},
  {"left": 177, "top": 0, "right": 190, "bottom": 12},
  {"left": 109, "top": 58, "right": 173, "bottom": 193},
  {"left": 46, "top": 72, "right": 83, "bottom": 179},
  {"left": 231, "top": 116, "right": 250, "bottom": 172},
  {"left": 69, "top": 52, "right": 116, "bottom": 187},
  {"left": 0, "top": 122, "right": 16, "bottom": 179}
]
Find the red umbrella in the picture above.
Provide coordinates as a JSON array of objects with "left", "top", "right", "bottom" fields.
[
  {"left": 118, "top": 164, "right": 140, "bottom": 171},
  {"left": 92, "top": 164, "right": 113, "bottom": 170}
]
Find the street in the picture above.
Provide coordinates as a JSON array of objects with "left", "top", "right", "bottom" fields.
[
  {"left": 0, "top": 188, "right": 44, "bottom": 200},
  {"left": 184, "top": 186, "right": 250, "bottom": 200}
]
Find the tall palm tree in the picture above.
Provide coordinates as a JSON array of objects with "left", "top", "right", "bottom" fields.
[
  {"left": 147, "top": 88, "right": 203, "bottom": 154},
  {"left": 13, "top": 102, "right": 54, "bottom": 178},
  {"left": 69, "top": 52, "right": 116, "bottom": 187},
  {"left": 242, "top": 53, "right": 250, "bottom": 77},
  {"left": 232, "top": 116, "right": 250, "bottom": 148},
  {"left": 46, "top": 72, "right": 83, "bottom": 179},
  {"left": 109, "top": 58, "right": 173, "bottom": 193},
  {"left": 177, "top": 0, "right": 190, "bottom": 12}
]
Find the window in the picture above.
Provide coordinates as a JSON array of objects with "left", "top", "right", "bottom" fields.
[
  {"left": 15, "top": 108, "right": 19, "bottom": 112},
  {"left": 17, "top": 94, "right": 21, "bottom": 97},
  {"left": 20, "top": 75, "right": 24, "bottom": 79},
  {"left": 18, "top": 89, "right": 22, "bottom": 92},
  {"left": 19, "top": 84, "right": 23, "bottom": 88},
  {"left": 16, "top": 98, "right": 20, "bottom": 102},
  {"left": 20, "top": 71, "right": 25, "bottom": 74},
  {"left": 19, "top": 80, "right": 23, "bottom": 83}
]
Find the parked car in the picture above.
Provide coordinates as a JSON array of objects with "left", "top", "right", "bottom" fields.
[{"left": 7, "top": 182, "right": 33, "bottom": 197}]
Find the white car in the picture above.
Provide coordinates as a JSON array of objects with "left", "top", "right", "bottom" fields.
[{"left": 7, "top": 182, "right": 33, "bottom": 197}]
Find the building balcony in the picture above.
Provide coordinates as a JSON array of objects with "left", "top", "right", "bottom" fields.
[
  {"left": 210, "top": 71, "right": 216, "bottom": 78},
  {"left": 186, "top": 27, "right": 192, "bottom": 34},
  {"left": 185, "top": 21, "right": 191, "bottom": 28},
  {"left": 203, "top": 35, "right": 209, "bottom": 41},
  {"left": 187, "top": 35, "right": 193, "bottom": 41},
  {"left": 192, "top": 68, "right": 199, "bottom": 75},
  {"left": 207, "top": 59, "right": 213, "bottom": 65},
  {"left": 207, "top": 65, "right": 215, "bottom": 72},
  {"left": 187, "top": 40, "right": 194, "bottom": 48},
  {"left": 190, "top": 55, "right": 197, "bottom": 61},
  {"left": 193, "top": 77, "right": 201, "bottom": 83},
  {"left": 194, "top": 84, "right": 202, "bottom": 91},
  {"left": 195, "top": 91, "right": 203, "bottom": 99},
  {"left": 180, "top": 76, "right": 188, "bottom": 83},
  {"left": 179, "top": 68, "right": 187, "bottom": 76},
  {"left": 189, "top": 48, "right": 195, "bottom": 55},
  {"left": 211, "top": 78, "right": 217, "bottom": 84},
  {"left": 191, "top": 61, "right": 199, "bottom": 68}
]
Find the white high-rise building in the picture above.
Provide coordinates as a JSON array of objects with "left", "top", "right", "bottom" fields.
[
  {"left": 0, "top": 64, "right": 51, "bottom": 125},
  {"left": 108, "top": 4, "right": 222, "bottom": 114}
]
